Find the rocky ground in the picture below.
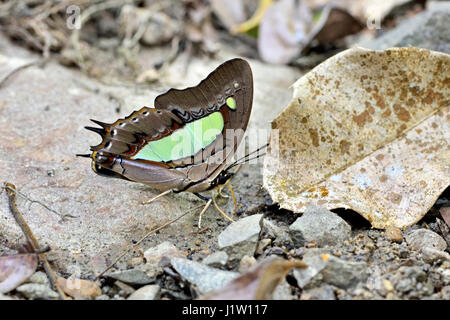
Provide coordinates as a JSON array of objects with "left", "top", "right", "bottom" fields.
[{"left": 1, "top": 1, "right": 449, "bottom": 300}]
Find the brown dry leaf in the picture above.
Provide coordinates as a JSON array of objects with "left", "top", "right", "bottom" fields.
[
  {"left": 263, "top": 47, "right": 449, "bottom": 229},
  {"left": 0, "top": 253, "right": 38, "bottom": 293},
  {"left": 57, "top": 277, "right": 101, "bottom": 299},
  {"left": 258, "top": 0, "right": 312, "bottom": 64},
  {"left": 201, "top": 257, "right": 306, "bottom": 300},
  {"left": 308, "top": 6, "right": 364, "bottom": 45},
  {"left": 440, "top": 207, "right": 450, "bottom": 228}
]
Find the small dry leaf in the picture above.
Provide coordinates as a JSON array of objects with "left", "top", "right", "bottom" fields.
[
  {"left": 440, "top": 207, "right": 450, "bottom": 228},
  {"left": 0, "top": 254, "right": 38, "bottom": 293},
  {"left": 264, "top": 47, "right": 449, "bottom": 228},
  {"left": 201, "top": 257, "right": 306, "bottom": 300},
  {"left": 258, "top": 0, "right": 312, "bottom": 64},
  {"left": 308, "top": 6, "right": 364, "bottom": 45},
  {"left": 57, "top": 277, "right": 101, "bottom": 299}
]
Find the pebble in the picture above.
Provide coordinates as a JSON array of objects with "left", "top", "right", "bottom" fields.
[
  {"left": 57, "top": 277, "right": 102, "bottom": 299},
  {"left": 256, "top": 238, "right": 272, "bottom": 255},
  {"left": 202, "top": 251, "right": 228, "bottom": 267},
  {"left": 27, "top": 271, "right": 49, "bottom": 285},
  {"left": 289, "top": 205, "right": 351, "bottom": 247},
  {"left": 144, "top": 241, "right": 186, "bottom": 265},
  {"left": 300, "top": 284, "right": 336, "bottom": 300},
  {"left": 218, "top": 214, "right": 264, "bottom": 263},
  {"left": 385, "top": 227, "right": 403, "bottom": 243},
  {"left": 114, "top": 280, "right": 135, "bottom": 297},
  {"left": 238, "top": 255, "right": 257, "bottom": 273},
  {"left": 16, "top": 283, "right": 59, "bottom": 300},
  {"left": 108, "top": 269, "right": 155, "bottom": 285},
  {"left": 422, "top": 247, "right": 450, "bottom": 263},
  {"left": 293, "top": 249, "right": 368, "bottom": 289},
  {"left": 171, "top": 257, "right": 238, "bottom": 295},
  {"left": 405, "top": 229, "right": 447, "bottom": 252},
  {"left": 272, "top": 279, "right": 294, "bottom": 300},
  {"left": 127, "top": 284, "right": 161, "bottom": 300},
  {"left": 262, "top": 219, "right": 292, "bottom": 246}
]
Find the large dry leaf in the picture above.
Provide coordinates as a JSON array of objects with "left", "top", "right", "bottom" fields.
[
  {"left": 263, "top": 47, "right": 449, "bottom": 228},
  {"left": 201, "top": 257, "right": 306, "bottom": 300},
  {"left": 0, "top": 254, "right": 38, "bottom": 293}
]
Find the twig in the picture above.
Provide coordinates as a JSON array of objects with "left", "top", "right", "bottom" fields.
[
  {"left": 4, "top": 182, "right": 68, "bottom": 300},
  {"left": 94, "top": 203, "right": 204, "bottom": 280},
  {"left": 2, "top": 184, "right": 76, "bottom": 221},
  {"left": 0, "top": 59, "right": 45, "bottom": 89}
]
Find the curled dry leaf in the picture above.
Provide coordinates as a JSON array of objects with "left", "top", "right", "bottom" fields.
[
  {"left": 440, "top": 207, "right": 450, "bottom": 228},
  {"left": 263, "top": 47, "right": 449, "bottom": 228},
  {"left": 0, "top": 253, "right": 38, "bottom": 293},
  {"left": 258, "top": 0, "right": 312, "bottom": 64},
  {"left": 57, "top": 277, "right": 101, "bottom": 299},
  {"left": 201, "top": 257, "right": 306, "bottom": 300}
]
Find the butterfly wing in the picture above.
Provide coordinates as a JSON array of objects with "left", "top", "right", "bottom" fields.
[{"left": 82, "top": 58, "right": 253, "bottom": 192}]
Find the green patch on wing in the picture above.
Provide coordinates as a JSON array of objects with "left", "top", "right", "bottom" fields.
[{"left": 132, "top": 111, "right": 224, "bottom": 162}]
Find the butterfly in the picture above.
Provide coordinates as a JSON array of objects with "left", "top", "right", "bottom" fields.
[{"left": 78, "top": 58, "right": 258, "bottom": 224}]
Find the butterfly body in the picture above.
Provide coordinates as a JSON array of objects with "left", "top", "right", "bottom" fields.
[{"left": 80, "top": 59, "right": 253, "bottom": 194}]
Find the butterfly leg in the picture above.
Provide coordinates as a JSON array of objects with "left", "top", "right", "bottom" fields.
[
  {"left": 212, "top": 193, "right": 235, "bottom": 224},
  {"left": 217, "top": 184, "right": 229, "bottom": 199},
  {"left": 142, "top": 189, "right": 172, "bottom": 205},
  {"left": 226, "top": 181, "right": 238, "bottom": 217},
  {"left": 197, "top": 198, "right": 212, "bottom": 229}
]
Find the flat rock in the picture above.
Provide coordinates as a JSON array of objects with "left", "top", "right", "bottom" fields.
[
  {"left": 218, "top": 214, "right": 264, "bottom": 262},
  {"left": 262, "top": 219, "right": 292, "bottom": 246},
  {"left": 171, "top": 257, "right": 238, "bottom": 295},
  {"left": 405, "top": 229, "right": 447, "bottom": 252},
  {"left": 127, "top": 284, "right": 161, "bottom": 300},
  {"left": 300, "top": 284, "right": 336, "bottom": 300},
  {"left": 15, "top": 283, "right": 59, "bottom": 300},
  {"left": 358, "top": 1, "right": 450, "bottom": 54},
  {"left": 144, "top": 241, "right": 186, "bottom": 264},
  {"left": 202, "top": 251, "right": 229, "bottom": 267},
  {"left": 293, "top": 249, "right": 368, "bottom": 289},
  {"left": 289, "top": 205, "right": 352, "bottom": 247},
  {"left": 57, "top": 277, "right": 102, "bottom": 299},
  {"left": 107, "top": 269, "right": 154, "bottom": 285}
]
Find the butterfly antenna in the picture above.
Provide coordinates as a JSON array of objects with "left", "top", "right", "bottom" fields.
[
  {"left": 227, "top": 153, "right": 266, "bottom": 171},
  {"left": 76, "top": 154, "right": 92, "bottom": 158},
  {"left": 225, "top": 143, "right": 268, "bottom": 171}
]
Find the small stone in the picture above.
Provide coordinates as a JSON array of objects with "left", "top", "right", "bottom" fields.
[
  {"left": 144, "top": 241, "right": 186, "bottom": 264},
  {"left": 238, "top": 255, "right": 257, "bottom": 273},
  {"left": 293, "top": 249, "right": 368, "bottom": 289},
  {"left": 422, "top": 247, "right": 450, "bottom": 263},
  {"left": 289, "top": 205, "right": 351, "bottom": 247},
  {"left": 300, "top": 285, "right": 336, "bottom": 300},
  {"left": 114, "top": 280, "right": 135, "bottom": 297},
  {"left": 108, "top": 269, "right": 154, "bottom": 285},
  {"left": 16, "top": 283, "right": 59, "bottom": 300},
  {"left": 171, "top": 257, "right": 238, "bottom": 295},
  {"left": 405, "top": 229, "right": 447, "bottom": 252},
  {"left": 256, "top": 238, "right": 272, "bottom": 255},
  {"left": 128, "top": 257, "right": 145, "bottom": 268},
  {"left": 202, "top": 251, "right": 228, "bottom": 267},
  {"left": 95, "top": 294, "right": 110, "bottom": 300},
  {"left": 57, "top": 277, "right": 101, "bottom": 299},
  {"left": 218, "top": 214, "right": 264, "bottom": 263},
  {"left": 27, "top": 271, "right": 49, "bottom": 285},
  {"left": 272, "top": 279, "right": 294, "bottom": 300},
  {"left": 128, "top": 284, "right": 161, "bottom": 300},
  {"left": 262, "top": 219, "right": 292, "bottom": 246},
  {"left": 385, "top": 227, "right": 403, "bottom": 243}
]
